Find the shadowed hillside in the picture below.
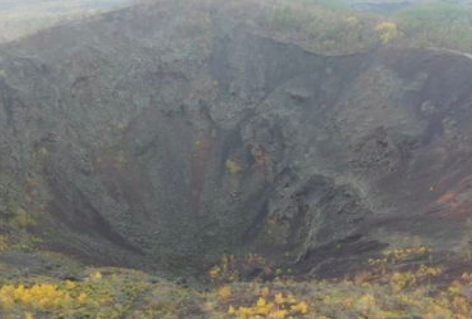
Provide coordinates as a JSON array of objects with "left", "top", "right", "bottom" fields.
[
  {"left": 1, "top": 0, "right": 472, "bottom": 318},
  {"left": 0, "top": 0, "right": 470, "bottom": 273}
]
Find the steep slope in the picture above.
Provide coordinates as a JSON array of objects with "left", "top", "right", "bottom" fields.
[{"left": 0, "top": 0, "right": 472, "bottom": 278}]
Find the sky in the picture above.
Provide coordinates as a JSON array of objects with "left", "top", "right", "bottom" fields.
[{"left": 0, "top": 0, "right": 129, "bottom": 10}]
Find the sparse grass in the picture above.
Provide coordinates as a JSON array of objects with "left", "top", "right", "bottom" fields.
[
  {"left": 0, "top": 268, "right": 153, "bottom": 319},
  {"left": 205, "top": 247, "right": 472, "bottom": 319},
  {"left": 394, "top": 2, "right": 472, "bottom": 52},
  {"left": 206, "top": 0, "right": 472, "bottom": 55},
  {"left": 248, "top": 0, "right": 385, "bottom": 55},
  {"left": 1, "top": 246, "right": 471, "bottom": 319},
  {"left": 2, "top": 0, "right": 472, "bottom": 55}
]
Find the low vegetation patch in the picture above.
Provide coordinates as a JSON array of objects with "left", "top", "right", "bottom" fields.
[
  {"left": 206, "top": 0, "right": 472, "bottom": 56},
  {"left": 1, "top": 245, "right": 472, "bottom": 319}
]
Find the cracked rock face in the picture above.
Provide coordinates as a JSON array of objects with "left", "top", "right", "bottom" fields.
[{"left": 1, "top": 1, "right": 472, "bottom": 277}]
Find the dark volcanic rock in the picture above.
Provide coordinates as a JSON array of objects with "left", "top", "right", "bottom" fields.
[{"left": 0, "top": 1, "right": 471, "bottom": 277}]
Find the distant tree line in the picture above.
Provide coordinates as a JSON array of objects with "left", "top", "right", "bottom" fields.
[{"left": 250, "top": 0, "right": 472, "bottom": 55}]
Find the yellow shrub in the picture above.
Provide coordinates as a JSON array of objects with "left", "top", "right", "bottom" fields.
[
  {"left": 208, "top": 254, "right": 274, "bottom": 283},
  {"left": 390, "top": 272, "right": 417, "bottom": 292},
  {"left": 228, "top": 291, "right": 309, "bottom": 319},
  {"left": 290, "top": 301, "right": 309, "bottom": 314},
  {"left": 0, "top": 284, "right": 71, "bottom": 309},
  {"left": 217, "top": 286, "right": 232, "bottom": 299},
  {"left": 0, "top": 235, "right": 9, "bottom": 252},
  {"left": 418, "top": 265, "right": 443, "bottom": 277},
  {"left": 357, "top": 294, "right": 376, "bottom": 312},
  {"left": 226, "top": 159, "right": 243, "bottom": 175},
  {"left": 89, "top": 271, "right": 103, "bottom": 281},
  {"left": 78, "top": 292, "right": 88, "bottom": 304},
  {"left": 14, "top": 208, "right": 36, "bottom": 227},
  {"left": 375, "top": 21, "right": 402, "bottom": 43}
]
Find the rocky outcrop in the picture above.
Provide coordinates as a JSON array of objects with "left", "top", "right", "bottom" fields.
[{"left": 0, "top": 1, "right": 472, "bottom": 277}]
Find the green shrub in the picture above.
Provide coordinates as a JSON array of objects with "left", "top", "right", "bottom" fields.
[{"left": 395, "top": 3, "right": 472, "bottom": 52}]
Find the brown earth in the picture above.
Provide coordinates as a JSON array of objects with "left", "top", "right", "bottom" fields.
[{"left": 0, "top": 0, "right": 471, "bottom": 279}]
